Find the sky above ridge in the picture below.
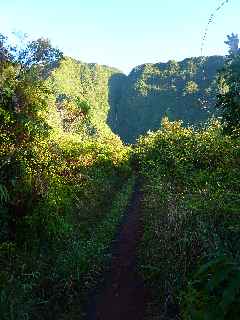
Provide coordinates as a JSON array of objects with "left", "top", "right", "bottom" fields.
[{"left": 0, "top": 0, "right": 239, "bottom": 74}]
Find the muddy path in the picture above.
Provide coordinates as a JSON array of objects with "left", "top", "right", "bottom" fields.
[{"left": 87, "top": 181, "right": 148, "bottom": 320}]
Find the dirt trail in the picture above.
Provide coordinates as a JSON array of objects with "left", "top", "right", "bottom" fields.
[{"left": 88, "top": 182, "right": 147, "bottom": 320}]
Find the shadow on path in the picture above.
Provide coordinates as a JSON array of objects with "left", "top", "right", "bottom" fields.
[{"left": 88, "top": 181, "right": 148, "bottom": 320}]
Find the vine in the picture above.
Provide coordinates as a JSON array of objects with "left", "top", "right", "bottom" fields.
[{"left": 200, "top": 0, "right": 231, "bottom": 57}]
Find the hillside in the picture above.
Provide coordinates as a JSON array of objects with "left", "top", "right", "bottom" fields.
[
  {"left": 44, "top": 55, "right": 225, "bottom": 144},
  {"left": 47, "top": 57, "right": 123, "bottom": 139},
  {"left": 43, "top": 55, "right": 225, "bottom": 144},
  {"left": 108, "top": 56, "right": 225, "bottom": 143}
]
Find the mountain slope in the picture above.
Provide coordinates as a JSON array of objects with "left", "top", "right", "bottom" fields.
[
  {"left": 47, "top": 55, "right": 225, "bottom": 144},
  {"left": 48, "top": 57, "right": 123, "bottom": 138},
  {"left": 108, "top": 56, "right": 225, "bottom": 143}
]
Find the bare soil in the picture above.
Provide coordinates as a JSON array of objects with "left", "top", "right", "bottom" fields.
[{"left": 88, "top": 183, "right": 148, "bottom": 320}]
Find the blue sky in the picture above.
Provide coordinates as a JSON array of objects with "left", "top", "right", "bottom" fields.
[{"left": 0, "top": 0, "right": 239, "bottom": 74}]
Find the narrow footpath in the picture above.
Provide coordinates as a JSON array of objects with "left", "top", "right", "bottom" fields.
[{"left": 88, "top": 182, "right": 148, "bottom": 320}]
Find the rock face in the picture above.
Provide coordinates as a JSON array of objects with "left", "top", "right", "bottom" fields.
[{"left": 107, "top": 56, "right": 225, "bottom": 143}]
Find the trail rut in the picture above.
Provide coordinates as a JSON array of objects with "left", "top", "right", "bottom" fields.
[{"left": 88, "top": 182, "right": 147, "bottom": 320}]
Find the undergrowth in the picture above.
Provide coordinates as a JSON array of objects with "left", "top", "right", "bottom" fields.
[
  {"left": 0, "top": 38, "right": 133, "bottom": 319},
  {"left": 134, "top": 118, "right": 240, "bottom": 319}
]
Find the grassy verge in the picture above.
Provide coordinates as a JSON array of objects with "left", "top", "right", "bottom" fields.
[
  {"left": 0, "top": 175, "right": 135, "bottom": 320},
  {"left": 63, "top": 175, "right": 136, "bottom": 319}
]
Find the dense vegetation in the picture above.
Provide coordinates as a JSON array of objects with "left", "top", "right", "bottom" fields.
[
  {"left": 1, "top": 30, "right": 240, "bottom": 320},
  {"left": 135, "top": 118, "right": 240, "bottom": 319},
  {"left": 134, "top": 44, "right": 240, "bottom": 319},
  {"left": 0, "top": 35, "right": 133, "bottom": 319},
  {"left": 108, "top": 56, "right": 225, "bottom": 143},
  {"left": 49, "top": 56, "right": 123, "bottom": 136}
]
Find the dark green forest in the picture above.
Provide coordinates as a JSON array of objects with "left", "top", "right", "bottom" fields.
[
  {"left": 1, "top": 31, "right": 240, "bottom": 320},
  {"left": 109, "top": 56, "right": 225, "bottom": 143}
]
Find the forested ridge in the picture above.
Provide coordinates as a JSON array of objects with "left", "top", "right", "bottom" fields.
[
  {"left": 108, "top": 56, "right": 225, "bottom": 143},
  {"left": 1, "top": 32, "right": 240, "bottom": 320}
]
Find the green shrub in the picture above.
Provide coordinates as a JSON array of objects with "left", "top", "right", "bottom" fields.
[{"left": 134, "top": 118, "right": 240, "bottom": 318}]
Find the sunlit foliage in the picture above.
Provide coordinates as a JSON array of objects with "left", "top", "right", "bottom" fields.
[
  {"left": 0, "top": 34, "right": 132, "bottom": 319},
  {"left": 134, "top": 118, "right": 240, "bottom": 319}
]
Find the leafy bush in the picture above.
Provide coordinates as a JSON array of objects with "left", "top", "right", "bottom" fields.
[
  {"left": 0, "top": 35, "right": 133, "bottom": 319},
  {"left": 182, "top": 254, "right": 240, "bottom": 320},
  {"left": 134, "top": 118, "right": 240, "bottom": 319}
]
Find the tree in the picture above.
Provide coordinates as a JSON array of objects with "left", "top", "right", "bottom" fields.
[
  {"left": 0, "top": 34, "right": 63, "bottom": 142},
  {"left": 0, "top": 34, "right": 11, "bottom": 62},
  {"left": 18, "top": 37, "right": 63, "bottom": 78},
  {"left": 183, "top": 81, "right": 199, "bottom": 95},
  {"left": 0, "top": 33, "right": 63, "bottom": 78},
  {"left": 224, "top": 33, "right": 239, "bottom": 55},
  {"left": 217, "top": 35, "right": 240, "bottom": 133}
]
